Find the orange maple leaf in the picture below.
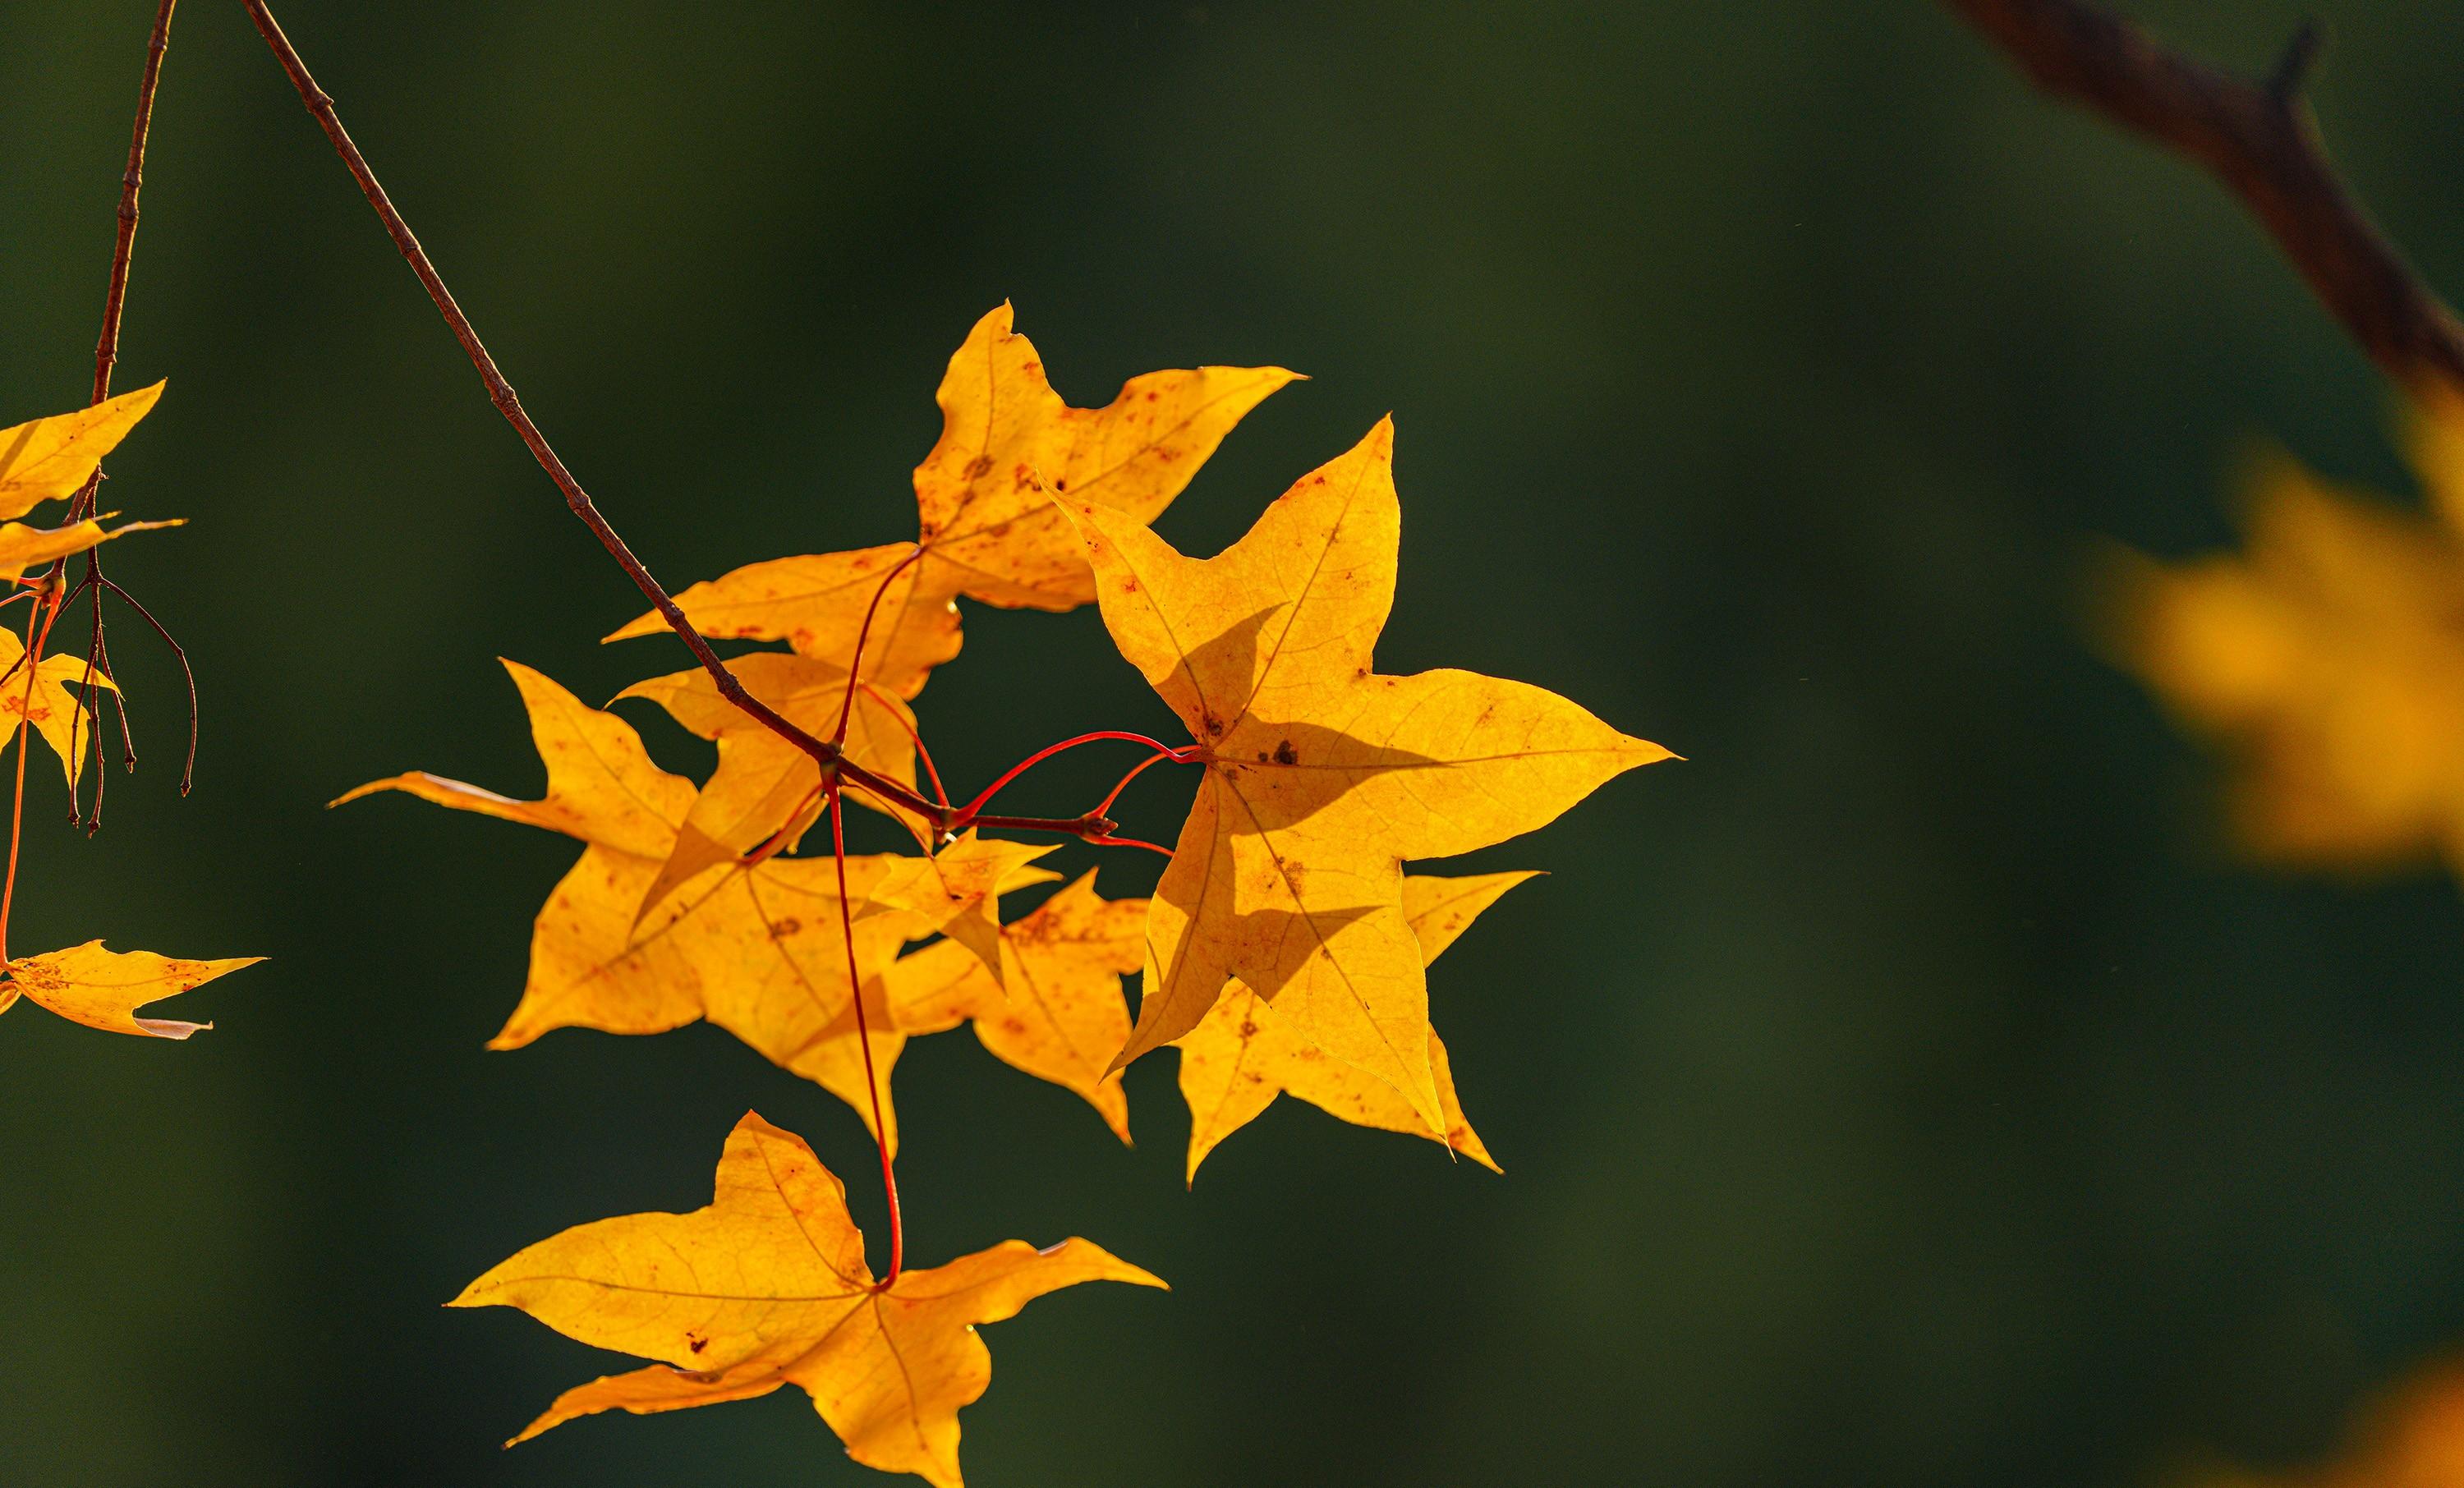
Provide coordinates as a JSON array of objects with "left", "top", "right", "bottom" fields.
[
  {"left": 866, "top": 830, "right": 1063, "bottom": 986},
  {"left": 0, "top": 383, "right": 161, "bottom": 519},
  {"left": 1176, "top": 870, "right": 1531, "bottom": 1181},
  {"left": 605, "top": 304, "right": 1294, "bottom": 699},
  {"left": 883, "top": 870, "right": 1146, "bottom": 1143},
  {"left": 453, "top": 1111, "right": 1162, "bottom": 1487},
  {"left": 1059, "top": 418, "right": 1671, "bottom": 1127},
  {"left": 0, "top": 940, "right": 257, "bottom": 1039},
  {"left": 616, "top": 652, "right": 925, "bottom": 924},
  {"left": 337, "top": 661, "right": 922, "bottom": 1147},
  {"left": 0, "top": 625, "right": 122, "bottom": 788}
]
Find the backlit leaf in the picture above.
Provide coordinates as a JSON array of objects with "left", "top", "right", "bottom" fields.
[
  {"left": 1062, "top": 418, "right": 1670, "bottom": 1126},
  {"left": 1175, "top": 871, "right": 1529, "bottom": 1181},
  {"left": 453, "top": 1111, "right": 1163, "bottom": 1487},
  {"left": 0, "top": 383, "right": 162, "bottom": 521},
  {"left": 4, "top": 940, "right": 258, "bottom": 1039}
]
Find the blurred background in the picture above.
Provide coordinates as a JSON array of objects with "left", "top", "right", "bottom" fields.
[{"left": 5, "top": 2, "right": 2464, "bottom": 1483}]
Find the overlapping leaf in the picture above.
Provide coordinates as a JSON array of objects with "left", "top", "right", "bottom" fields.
[
  {"left": 454, "top": 1111, "right": 1162, "bottom": 1487},
  {"left": 617, "top": 652, "right": 924, "bottom": 924},
  {"left": 337, "top": 661, "right": 924, "bottom": 1146},
  {"left": 867, "top": 830, "right": 1062, "bottom": 986},
  {"left": 0, "top": 514, "right": 176, "bottom": 581},
  {"left": 0, "top": 624, "right": 121, "bottom": 788},
  {"left": 884, "top": 870, "right": 1144, "bottom": 1142},
  {"left": 607, "top": 304, "right": 1293, "bottom": 700},
  {"left": 1175, "top": 871, "right": 1529, "bottom": 1181},
  {"left": 1061, "top": 418, "right": 1670, "bottom": 1126}
]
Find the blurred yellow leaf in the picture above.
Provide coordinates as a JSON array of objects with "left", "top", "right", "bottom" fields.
[
  {"left": 2113, "top": 402, "right": 2464, "bottom": 869},
  {"left": 2188, "top": 1357, "right": 2464, "bottom": 1488},
  {"left": 453, "top": 1111, "right": 1162, "bottom": 1487}
]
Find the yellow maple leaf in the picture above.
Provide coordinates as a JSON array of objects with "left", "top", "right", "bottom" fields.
[
  {"left": 1176, "top": 870, "right": 1529, "bottom": 1182},
  {"left": 0, "top": 383, "right": 161, "bottom": 520},
  {"left": 2113, "top": 406, "right": 2464, "bottom": 868},
  {"left": 884, "top": 870, "right": 1146, "bottom": 1143},
  {"left": 1, "top": 940, "right": 258, "bottom": 1039},
  {"left": 452, "top": 1111, "right": 1163, "bottom": 1487},
  {"left": 866, "top": 829, "right": 1063, "bottom": 987},
  {"left": 616, "top": 652, "right": 925, "bottom": 925},
  {"left": 605, "top": 304, "right": 1293, "bottom": 697},
  {"left": 0, "top": 514, "right": 177, "bottom": 581},
  {"left": 337, "top": 661, "right": 923, "bottom": 1147},
  {"left": 1060, "top": 417, "right": 1671, "bottom": 1127},
  {"left": 0, "top": 624, "right": 121, "bottom": 788},
  {"left": 610, "top": 540, "right": 961, "bottom": 701}
]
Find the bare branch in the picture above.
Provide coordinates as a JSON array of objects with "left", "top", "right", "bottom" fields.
[
  {"left": 1942, "top": 0, "right": 2464, "bottom": 396},
  {"left": 240, "top": 2, "right": 1151, "bottom": 852},
  {"left": 239, "top": 5, "right": 841, "bottom": 765}
]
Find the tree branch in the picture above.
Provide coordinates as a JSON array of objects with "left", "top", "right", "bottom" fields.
[
  {"left": 88, "top": 0, "right": 175, "bottom": 422},
  {"left": 239, "top": 5, "right": 839, "bottom": 762},
  {"left": 61, "top": 0, "right": 182, "bottom": 829},
  {"left": 1942, "top": 0, "right": 2464, "bottom": 397},
  {"left": 241, "top": 2, "right": 1160, "bottom": 852}
]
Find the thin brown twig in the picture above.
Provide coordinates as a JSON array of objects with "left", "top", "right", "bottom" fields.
[
  {"left": 69, "top": 581, "right": 117, "bottom": 829},
  {"left": 56, "top": 0, "right": 181, "bottom": 831},
  {"left": 96, "top": 577, "right": 195, "bottom": 794},
  {"left": 241, "top": 5, "right": 858, "bottom": 774},
  {"left": 241, "top": 1, "right": 1160, "bottom": 852},
  {"left": 71, "top": 0, "right": 177, "bottom": 520},
  {"left": 1942, "top": 0, "right": 2464, "bottom": 397}
]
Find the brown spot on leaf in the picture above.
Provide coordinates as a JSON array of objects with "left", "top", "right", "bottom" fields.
[{"left": 1271, "top": 740, "right": 1299, "bottom": 765}]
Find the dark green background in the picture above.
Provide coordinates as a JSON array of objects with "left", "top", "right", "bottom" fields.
[{"left": 6, "top": 2, "right": 2463, "bottom": 1483}]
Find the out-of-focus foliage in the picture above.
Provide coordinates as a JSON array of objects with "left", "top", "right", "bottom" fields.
[
  {"left": 2193, "top": 1357, "right": 2464, "bottom": 1488},
  {"left": 2112, "top": 402, "right": 2464, "bottom": 872}
]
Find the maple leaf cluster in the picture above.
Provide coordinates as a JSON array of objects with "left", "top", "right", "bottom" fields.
[
  {"left": 0, "top": 388, "right": 258, "bottom": 1040},
  {"left": 350, "top": 305, "right": 1666, "bottom": 1484}
]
